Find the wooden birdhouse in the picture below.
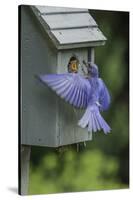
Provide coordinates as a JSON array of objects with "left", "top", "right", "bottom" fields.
[{"left": 20, "top": 5, "right": 107, "bottom": 148}]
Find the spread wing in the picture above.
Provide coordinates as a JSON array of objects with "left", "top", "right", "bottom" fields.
[
  {"left": 98, "top": 78, "right": 111, "bottom": 111},
  {"left": 39, "top": 73, "right": 91, "bottom": 109}
]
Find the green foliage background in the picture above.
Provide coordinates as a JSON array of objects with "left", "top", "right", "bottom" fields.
[{"left": 28, "top": 10, "right": 129, "bottom": 195}]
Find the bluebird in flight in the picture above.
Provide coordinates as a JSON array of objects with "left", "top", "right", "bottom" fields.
[{"left": 39, "top": 61, "right": 111, "bottom": 134}]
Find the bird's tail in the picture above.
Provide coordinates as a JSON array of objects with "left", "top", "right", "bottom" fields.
[{"left": 78, "top": 104, "right": 111, "bottom": 134}]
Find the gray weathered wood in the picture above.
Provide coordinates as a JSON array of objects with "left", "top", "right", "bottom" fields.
[
  {"left": 20, "top": 145, "right": 31, "bottom": 195},
  {"left": 30, "top": 6, "right": 107, "bottom": 50},
  {"left": 21, "top": 6, "right": 107, "bottom": 148},
  {"left": 21, "top": 6, "right": 93, "bottom": 147},
  {"left": 41, "top": 13, "right": 97, "bottom": 30},
  {"left": 51, "top": 27, "right": 106, "bottom": 45},
  {"left": 55, "top": 41, "right": 106, "bottom": 50},
  {"left": 21, "top": 6, "right": 59, "bottom": 147},
  {"left": 36, "top": 6, "right": 88, "bottom": 14}
]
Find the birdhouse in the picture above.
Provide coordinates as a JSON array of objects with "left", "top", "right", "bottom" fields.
[{"left": 20, "top": 5, "right": 107, "bottom": 148}]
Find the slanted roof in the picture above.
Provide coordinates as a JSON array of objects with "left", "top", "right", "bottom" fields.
[{"left": 31, "top": 5, "right": 107, "bottom": 49}]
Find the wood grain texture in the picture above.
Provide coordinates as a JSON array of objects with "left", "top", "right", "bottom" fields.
[
  {"left": 21, "top": 6, "right": 93, "bottom": 147},
  {"left": 21, "top": 6, "right": 58, "bottom": 147},
  {"left": 20, "top": 145, "right": 31, "bottom": 195},
  {"left": 30, "top": 5, "right": 107, "bottom": 49},
  {"left": 51, "top": 27, "right": 106, "bottom": 45},
  {"left": 36, "top": 6, "right": 88, "bottom": 14},
  {"left": 41, "top": 13, "right": 97, "bottom": 29}
]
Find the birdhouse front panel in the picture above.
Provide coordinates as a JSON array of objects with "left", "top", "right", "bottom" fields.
[{"left": 56, "top": 49, "right": 92, "bottom": 146}]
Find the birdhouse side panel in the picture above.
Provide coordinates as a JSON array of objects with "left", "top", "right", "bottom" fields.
[
  {"left": 57, "top": 49, "right": 92, "bottom": 146},
  {"left": 21, "top": 6, "right": 59, "bottom": 147}
]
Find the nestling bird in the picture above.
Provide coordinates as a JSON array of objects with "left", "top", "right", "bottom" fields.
[{"left": 39, "top": 61, "right": 111, "bottom": 134}]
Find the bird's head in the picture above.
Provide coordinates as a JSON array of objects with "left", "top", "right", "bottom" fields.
[{"left": 87, "top": 62, "right": 99, "bottom": 78}]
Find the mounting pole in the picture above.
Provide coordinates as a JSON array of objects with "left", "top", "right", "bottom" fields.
[{"left": 20, "top": 145, "right": 31, "bottom": 195}]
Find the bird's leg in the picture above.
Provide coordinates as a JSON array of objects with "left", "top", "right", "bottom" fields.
[
  {"left": 83, "top": 60, "right": 92, "bottom": 67},
  {"left": 82, "top": 60, "right": 91, "bottom": 78},
  {"left": 81, "top": 64, "right": 89, "bottom": 79},
  {"left": 82, "top": 60, "right": 88, "bottom": 68}
]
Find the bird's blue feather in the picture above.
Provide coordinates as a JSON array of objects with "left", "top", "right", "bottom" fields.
[
  {"left": 39, "top": 73, "right": 91, "bottom": 109},
  {"left": 98, "top": 78, "right": 111, "bottom": 111},
  {"left": 39, "top": 63, "right": 111, "bottom": 134}
]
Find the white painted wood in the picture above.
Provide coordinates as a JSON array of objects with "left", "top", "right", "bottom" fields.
[
  {"left": 20, "top": 145, "right": 31, "bottom": 195},
  {"left": 36, "top": 6, "right": 88, "bottom": 14},
  {"left": 52, "top": 27, "right": 106, "bottom": 45},
  {"left": 41, "top": 13, "right": 97, "bottom": 29}
]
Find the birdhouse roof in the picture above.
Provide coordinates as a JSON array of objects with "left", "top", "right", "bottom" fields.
[{"left": 31, "top": 5, "right": 107, "bottom": 50}]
